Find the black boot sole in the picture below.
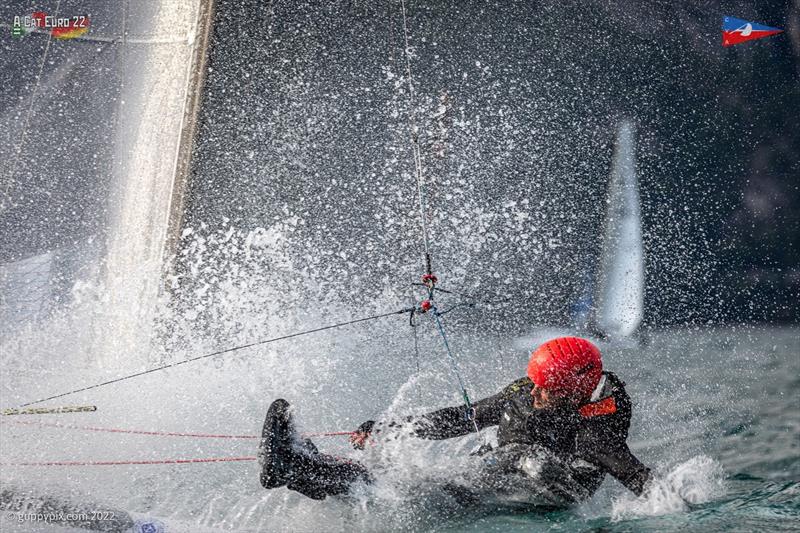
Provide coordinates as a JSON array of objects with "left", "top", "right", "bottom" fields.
[{"left": 258, "top": 398, "right": 295, "bottom": 489}]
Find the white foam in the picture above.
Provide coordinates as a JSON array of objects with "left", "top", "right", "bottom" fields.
[{"left": 611, "top": 455, "right": 726, "bottom": 521}]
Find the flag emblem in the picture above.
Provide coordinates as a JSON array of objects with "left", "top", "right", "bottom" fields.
[
  {"left": 52, "top": 19, "right": 90, "bottom": 40},
  {"left": 722, "top": 16, "right": 783, "bottom": 47}
]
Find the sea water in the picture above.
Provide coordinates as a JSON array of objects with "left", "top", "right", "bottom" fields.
[{"left": 1, "top": 290, "right": 797, "bottom": 533}]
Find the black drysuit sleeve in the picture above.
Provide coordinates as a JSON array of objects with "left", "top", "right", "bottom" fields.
[
  {"left": 576, "top": 378, "right": 653, "bottom": 497},
  {"left": 398, "top": 381, "right": 522, "bottom": 440},
  {"left": 579, "top": 433, "right": 652, "bottom": 496}
]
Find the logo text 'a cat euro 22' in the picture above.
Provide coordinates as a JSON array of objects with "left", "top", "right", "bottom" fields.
[
  {"left": 722, "top": 16, "right": 783, "bottom": 47},
  {"left": 11, "top": 12, "right": 89, "bottom": 39}
]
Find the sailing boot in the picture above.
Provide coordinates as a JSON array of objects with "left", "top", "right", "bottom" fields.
[{"left": 258, "top": 399, "right": 296, "bottom": 489}]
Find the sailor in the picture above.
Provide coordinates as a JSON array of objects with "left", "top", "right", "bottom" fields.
[{"left": 258, "top": 336, "right": 652, "bottom": 504}]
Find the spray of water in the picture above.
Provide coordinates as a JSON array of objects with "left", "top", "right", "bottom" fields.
[{"left": 611, "top": 455, "right": 726, "bottom": 521}]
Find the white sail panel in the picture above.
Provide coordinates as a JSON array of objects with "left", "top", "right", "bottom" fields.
[{"left": 595, "top": 121, "right": 645, "bottom": 339}]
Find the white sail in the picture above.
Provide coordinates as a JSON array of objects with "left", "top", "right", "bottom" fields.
[
  {"left": 0, "top": 1, "right": 213, "bottom": 367},
  {"left": 595, "top": 121, "right": 645, "bottom": 339},
  {"left": 101, "top": 0, "right": 213, "bottom": 367}
]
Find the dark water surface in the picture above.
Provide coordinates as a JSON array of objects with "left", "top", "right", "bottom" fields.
[
  {"left": 440, "top": 326, "right": 800, "bottom": 532},
  {"left": 2, "top": 326, "right": 797, "bottom": 532}
]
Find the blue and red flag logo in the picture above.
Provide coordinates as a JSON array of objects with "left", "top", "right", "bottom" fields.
[{"left": 722, "top": 16, "right": 783, "bottom": 47}]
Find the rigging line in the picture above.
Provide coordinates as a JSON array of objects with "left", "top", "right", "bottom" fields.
[
  {"left": 399, "top": 0, "right": 432, "bottom": 270},
  {"left": 410, "top": 308, "right": 423, "bottom": 401},
  {"left": 410, "top": 283, "right": 513, "bottom": 304},
  {"left": 1, "top": 0, "right": 62, "bottom": 212},
  {"left": 409, "top": 307, "right": 421, "bottom": 374},
  {"left": 2, "top": 418, "right": 356, "bottom": 440},
  {"left": 430, "top": 310, "right": 468, "bottom": 403},
  {"left": 430, "top": 308, "right": 483, "bottom": 438},
  {"left": 435, "top": 302, "right": 476, "bottom": 317},
  {"left": 15, "top": 307, "right": 414, "bottom": 409},
  {"left": 1, "top": 418, "right": 258, "bottom": 439},
  {"left": 2, "top": 456, "right": 257, "bottom": 467}
]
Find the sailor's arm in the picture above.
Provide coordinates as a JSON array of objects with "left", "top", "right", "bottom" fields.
[
  {"left": 412, "top": 377, "right": 534, "bottom": 439},
  {"left": 591, "top": 441, "right": 653, "bottom": 496},
  {"left": 351, "top": 385, "right": 510, "bottom": 446},
  {"left": 406, "top": 391, "right": 506, "bottom": 440}
]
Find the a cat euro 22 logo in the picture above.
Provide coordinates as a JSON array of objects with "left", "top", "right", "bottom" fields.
[{"left": 11, "top": 11, "right": 90, "bottom": 40}]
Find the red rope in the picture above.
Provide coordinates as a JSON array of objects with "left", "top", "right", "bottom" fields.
[
  {"left": 301, "top": 431, "right": 356, "bottom": 438},
  {"left": 0, "top": 456, "right": 258, "bottom": 467},
  {"left": 1, "top": 419, "right": 355, "bottom": 440},
  {"left": 1, "top": 418, "right": 258, "bottom": 439}
]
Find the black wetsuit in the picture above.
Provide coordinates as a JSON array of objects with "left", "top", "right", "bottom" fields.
[{"left": 279, "top": 371, "right": 651, "bottom": 502}]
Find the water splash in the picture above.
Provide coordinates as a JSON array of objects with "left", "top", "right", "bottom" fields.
[{"left": 611, "top": 455, "right": 726, "bottom": 521}]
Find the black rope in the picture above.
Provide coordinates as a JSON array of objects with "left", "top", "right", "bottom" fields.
[
  {"left": 435, "top": 302, "right": 476, "bottom": 317},
  {"left": 409, "top": 307, "right": 421, "bottom": 374},
  {"left": 410, "top": 308, "right": 423, "bottom": 402},
  {"left": 17, "top": 308, "right": 414, "bottom": 408},
  {"left": 410, "top": 283, "right": 512, "bottom": 305}
]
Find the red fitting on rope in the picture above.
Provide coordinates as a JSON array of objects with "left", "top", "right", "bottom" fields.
[
  {"left": 419, "top": 300, "right": 433, "bottom": 313},
  {"left": 421, "top": 273, "right": 438, "bottom": 287}
]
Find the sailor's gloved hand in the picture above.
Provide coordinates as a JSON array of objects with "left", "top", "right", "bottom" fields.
[{"left": 350, "top": 420, "right": 375, "bottom": 450}]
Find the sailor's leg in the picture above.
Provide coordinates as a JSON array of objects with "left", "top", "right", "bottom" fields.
[
  {"left": 287, "top": 450, "right": 372, "bottom": 500},
  {"left": 258, "top": 399, "right": 371, "bottom": 500}
]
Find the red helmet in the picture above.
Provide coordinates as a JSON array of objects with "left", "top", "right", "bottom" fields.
[{"left": 527, "top": 337, "right": 602, "bottom": 399}]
